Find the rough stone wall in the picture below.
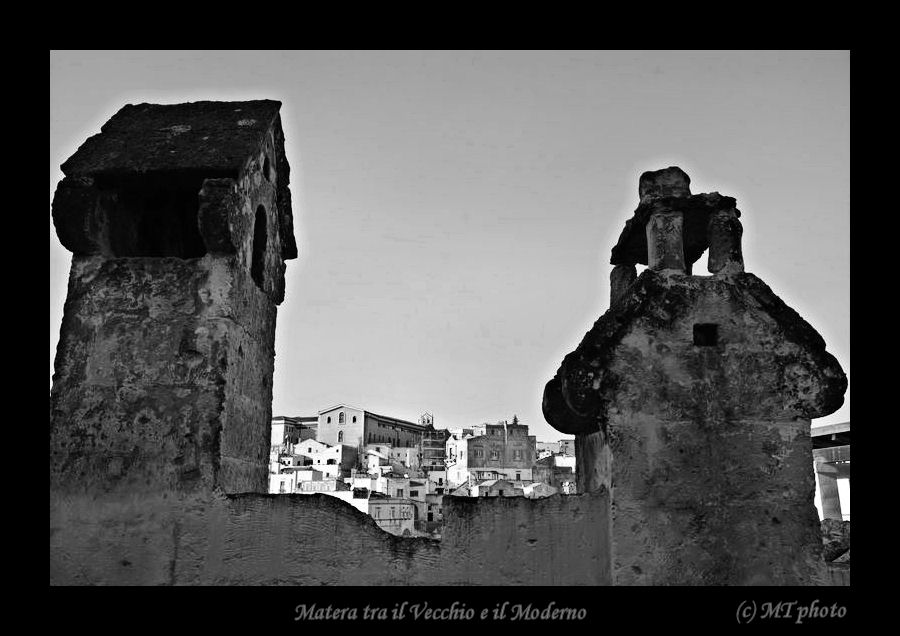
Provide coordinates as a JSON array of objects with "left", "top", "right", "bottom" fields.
[
  {"left": 49, "top": 223, "right": 279, "bottom": 497},
  {"left": 50, "top": 490, "right": 610, "bottom": 585},
  {"left": 48, "top": 255, "right": 273, "bottom": 495},
  {"left": 569, "top": 273, "right": 842, "bottom": 585}
]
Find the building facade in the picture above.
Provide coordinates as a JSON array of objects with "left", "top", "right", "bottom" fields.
[
  {"left": 271, "top": 416, "right": 318, "bottom": 449},
  {"left": 477, "top": 479, "right": 522, "bottom": 497},
  {"left": 466, "top": 422, "right": 536, "bottom": 483},
  {"left": 295, "top": 440, "right": 358, "bottom": 479},
  {"left": 445, "top": 432, "right": 470, "bottom": 487},
  {"left": 369, "top": 497, "right": 418, "bottom": 536},
  {"left": 533, "top": 455, "right": 577, "bottom": 492},
  {"left": 316, "top": 404, "right": 428, "bottom": 452},
  {"left": 420, "top": 421, "right": 450, "bottom": 473}
]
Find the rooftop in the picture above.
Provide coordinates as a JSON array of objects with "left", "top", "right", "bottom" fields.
[{"left": 61, "top": 100, "right": 283, "bottom": 177}]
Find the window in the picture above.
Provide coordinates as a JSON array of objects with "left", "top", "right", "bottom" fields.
[
  {"left": 352, "top": 416, "right": 357, "bottom": 423},
  {"left": 498, "top": 489, "right": 504, "bottom": 497},
  {"left": 516, "top": 472, "right": 521, "bottom": 481},
  {"left": 397, "top": 489, "right": 403, "bottom": 498},
  {"left": 490, "top": 450, "right": 500, "bottom": 460},
  {"left": 338, "top": 431, "right": 343, "bottom": 443},
  {"left": 693, "top": 323, "right": 719, "bottom": 346},
  {"left": 327, "top": 417, "right": 331, "bottom": 423},
  {"left": 410, "top": 490, "right": 419, "bottom": 497},
  {"left": 279, "top": 481, "right": 285, "bottom": 493}
]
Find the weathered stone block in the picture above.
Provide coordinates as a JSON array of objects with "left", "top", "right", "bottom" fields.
[
  {"left": 639, "top": 166, "right": 691, "bottom": 202},
  {"left": 646, "top": 210, "right": 686, "bottom": 272}
]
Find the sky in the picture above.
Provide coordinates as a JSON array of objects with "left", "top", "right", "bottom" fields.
[{"left": 50, "top": 50, "right": 849, "bottom": 442}]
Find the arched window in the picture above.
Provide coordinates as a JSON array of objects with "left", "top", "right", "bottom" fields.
[
  {"left": 338, "top": 431, "right": 343, "bottom": 443},
  {"left": 327, "top": 416, "right": 331, "bottom": 424},
  {"left": 339, "top": 412, "right": 345, "bottom": 424}
]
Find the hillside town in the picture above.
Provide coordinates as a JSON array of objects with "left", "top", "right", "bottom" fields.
[{"left": 268, "top": 405, "right": 577, "bottom": 538}]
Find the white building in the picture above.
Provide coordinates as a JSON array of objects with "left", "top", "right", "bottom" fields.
[
  {"left": 295, "top": 439, "right": 353, "bottom": 479},
  {"left": 445, "top": 431, "right": 471, "bottom": 487},
  {"left": 389, "top": 446, "right": 420, "bottom": 469},
  {"left": 270, "top": 471, "right": 298, "bottom": 494},
  {"left": 270, "top": 415, "right": 317, "bottom": 451},
  {"left": 553, "top": 455, "right": 576, "bottom": 470}
]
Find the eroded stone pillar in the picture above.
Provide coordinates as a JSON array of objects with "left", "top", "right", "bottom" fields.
[
  {"left": 646, "top": 210, "right": 686, "bottom": 272},
  {"left": 708, "top": 207, "right": 744, "bottom": 274}
]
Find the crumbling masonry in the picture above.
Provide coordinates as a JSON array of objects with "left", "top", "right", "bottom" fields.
[
  {"left": 50, "top": 104, "right": 845, "bottom": 585},
  {"left": 542, "top": 167, "right": 847, "bottom": 584}
]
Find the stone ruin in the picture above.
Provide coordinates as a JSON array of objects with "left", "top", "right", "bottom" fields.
[
  {"left": 51, "top": 100, "right": 295, "bottom": 497},
  {"left": 542, "top": 167, "right": 847, "bottom": 584},
  {"left": 49, "top": 104, "right": 846, "bottom": 585}
]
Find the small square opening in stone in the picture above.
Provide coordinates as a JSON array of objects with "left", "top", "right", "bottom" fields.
[{"left": 693, "top": 323, "right": 719, "bottom": 346}]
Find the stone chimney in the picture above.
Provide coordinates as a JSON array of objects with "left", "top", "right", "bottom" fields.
[
  {"left": 50, "top": 100, "right": 297, "bottom": 497},
  {"left": 545, "top": 167, "right": 846, "bottom": 585}
]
